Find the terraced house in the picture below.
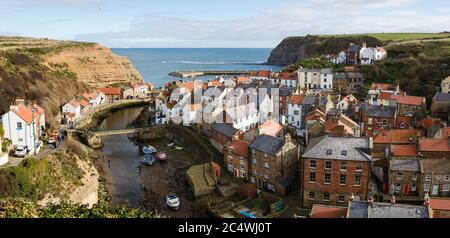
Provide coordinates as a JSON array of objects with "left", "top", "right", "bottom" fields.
[
  {"left": 362, "top": 105, "right": 397, "bottom": 137},
  {"left": 302, "top": 136, "right": 372, "bottom": 208},
  {"left": 249, "top": 133, "right": 299, "bottom": 196}
]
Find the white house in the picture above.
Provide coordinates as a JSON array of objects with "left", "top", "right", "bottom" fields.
[
  {"left": 2, "top": 100, "right": 45, "bottom": 153},
  {"left": 288, "top": 94, "right": 304, "bottom": 135},
  {"left": 298, "top": 68, "right": 333, "bottom": 91},
  {"left": 61, "top": 99, "right": 81, "bottom": 126},
  {"left": 337, "top": 94, "right": 359, "bottom": 110},
  {"left": 225, "top": 103, "right": 259, "bottom": 132},
  {"left": 249, "top": 70, "right": 272, "bottom": 82},
  {"left": 132, "top": 83, "right": 149, "bottom": 98},
  {"left": 442, "top": 76, "right": 450, "bottom": 93},
  {"left": 81, "top": 91, "right": 105, "bottom": 107},
  {"left": 360, "top": 43, "right": 387, "bottom": 65}
]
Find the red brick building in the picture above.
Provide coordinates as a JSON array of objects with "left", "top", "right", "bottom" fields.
[
  {"left": 225, "top": 139, "right": 250, "bottom": 180},
  {"left": 302, "top": 136, "right": 372, "bottom": 208},
  {"left": 362, "top": 105, "right": 396, "bottom": 137}
]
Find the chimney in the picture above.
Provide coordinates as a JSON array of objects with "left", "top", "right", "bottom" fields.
[{"left": 390, "top": 195, "right": 396, "bottom": 205}]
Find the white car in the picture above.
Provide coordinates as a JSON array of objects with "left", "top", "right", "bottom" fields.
[
  {"left": 166, "top": 194, "right": 180, "bottom": 210},
  {"left": 14, "top": 146, "right": 28, "bottom": 157}
]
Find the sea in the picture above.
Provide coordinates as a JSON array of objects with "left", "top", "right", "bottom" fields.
[{"left": 111, "top": 48, "right": 281, "bottom": 88}]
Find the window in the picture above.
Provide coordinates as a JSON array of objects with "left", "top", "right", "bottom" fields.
[
  {"left": 264, "top": 174, "right": 269, "bottom": 180},
  {"left": 264, "top": 162, "right": 269, "bottom": 169},
  {"left": 436, "top": 175, "right": 442, "bottom": 180},
  {"left": 324, "top": 173, "right": 331, "bottom": 184},
  {"left": 326, "top": 149, "right": 332, "bottom": 155},
  {"left": 325, "top": 161, "right": 332, "bottom": 170},
  {"left": 253, "top": 158, "right": 257, "bottom": 164},
  {"left": 412, "top": 173, "right": 418, "bottom": 181},
  {"left": 411, "top": 183, "right": 417, "bottom": 192},
  {"left": 227, "top": 164, "right": 234, "bottom": 172},
  {"left": 240, "top": 170, "right": 245, "bottom": 178},
  {"left": 382, "top": 119, "right": 387, "bottom": 126},
  {"left": 294, "top": 110, "right": 299, "bottom": 115},
  {"left": 17, "top": 122, "right": 22, "bottom": 129},
  {"left": 264, "top": 153, "right": 268, "bottom": 158},
  {"left": 425, "top": 174, "right": 431, "bottom": 182},
  {"left": 308, "top": 192, "right": 315, "bottom": 200},
  {"left": 368, "top": 118, "right": 373, "bottom": 125},
  {"left": 424, "top": 183, "right": 430, "bottom": 192},
  {"left": 396, "top": 183, "right": 401, "bottom": 191},
  {"left": 397, "top": 172, "right": 403, "bottom": 180},
  {"left": 400, "top": 122, "right": 406, "bottom": 129},
  {"left": 445, "top": 175, "right": 450, "bottom": 182},
  {"left": 443, "top": 184, "right": 450, "bottom": 192},
  {"left": 340, "top": 162, "right": 347, "bottom": 171},
  {"left": 310, "top": 160, "right": 316, "bottom": 169},
  {"left": 340, "top": 174, "right": 346, "bottom": 185},
  {"left": 267, "top": 184, "right": 275, "bottom": 191},
  {"left": 309, "top": 172, "right": 316, "bottom": 183},
  {"left": 341, "top": 150, "right": 348, "bottom": 156},
  {"left": 356, "top": 164, "right": 362, "bottom": 171},
  {"left": 355, "top": 174, "right": 361, "bottom": 186},
  {"left": 338, "top": 194, "right": 345, "bottom": 203},
  {"left": 18, "top": 138, "right": 23, "bottom": 142},
  {"left": 240, "top": 160, "right": 245, "bottom": 170},
  {"left": 324, "top": 193, "right": 330, "bottom": 201},
  {"left": 250, "top": 177, "right": 256, "bottom": 183}
]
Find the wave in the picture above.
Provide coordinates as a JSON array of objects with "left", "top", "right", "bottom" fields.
[{"left": 161, "top": 60, "right": 265, "bottom": 65}]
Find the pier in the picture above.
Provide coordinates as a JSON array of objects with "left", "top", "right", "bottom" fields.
[{"left": 169, "top": 70, "right": 251, "bottom": 78}]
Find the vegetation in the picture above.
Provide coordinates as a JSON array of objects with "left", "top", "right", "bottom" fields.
[
  {"left": 321, "top": 32, "right": 450, "bottom": 42},
  {"left": 282, "top": 57, "right": 343, "bottom": 72},
  {"left": 0, "top": 198, "right": 160, "bottom": 218}
]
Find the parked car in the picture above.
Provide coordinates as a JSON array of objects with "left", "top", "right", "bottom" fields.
[
  {"left": 14, "top": 146, "right": 28, "bottom": 157},
  {"left": 166, "top": 194, "right": 180, "bottom": 210}
]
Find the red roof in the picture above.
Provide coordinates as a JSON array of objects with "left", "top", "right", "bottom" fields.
[
  {"left": 391, "top": 144, "right": 418, "bottom": 157},
  {"left": 429, "top": 198, "right": 450, "bottom": 211},
  {"left": 395, "top": 115, "right": 413, "bottom": 129},
  {"left": 419, "top": 139, "right": 450, "bottom": 152},
  {"left": 78, "top": 99, "right": 90, "bottom": 107},
  {"left": 97, "top": 87, "right": 121, "bottom": 95},
  {"left": 259, "top": 119, "right": 283, "bottom": 137},
  {"left": 227, "top": 139, "right": 249, "bottom": 158},
  {"left": 250, "top": 70, "right": 271, "bottom": 78},
  {"left": 277, "top": 72, "right": 297, "bottom": 80},
  {"left": 306, "top": 109, "right": 326, "bottom": 121},
  {"left": 374, "top": 128, "right": 419, "bottom": 144},
  {"left": 439, "top": 127, "right": 450, "bottom": 139},
  {"left": 310, "top": 204, "right": 347, "bottom": 218},
  {"left": 234, "top": 76, "right": 250, "bottom": 84},
  {"left": 379, "top": 91, "right": 393, "bottom": 100},
  {"left": 12, "top": 103, "right": 34, "bottom": 125},
  {"left": 370, "top": 83, "right": 397, "bottom": 91},
  {"left": 390, "top": 94, "right": 425, "bottom": 106},
  {"left": 289, "top": 95, "right": 305, "bottom": 104},
  {"left": 417, "top": 116, "right": 442, "bottom": 129}
]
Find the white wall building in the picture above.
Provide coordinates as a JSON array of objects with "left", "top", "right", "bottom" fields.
[
  {"left": 226, "top": 103, "right": 259, "bottom": 132},
  {"left": 298, "top": 68, "right": 333, "bottom": 91},
  {"left": 360, "top": 44, "right": 388, "bottom": 65},
  {"left": 2, "top": 101, "right": 44, "bottom": 152},
  {"left": 288, "top": 95, "right": 304, "bottom": 135}
]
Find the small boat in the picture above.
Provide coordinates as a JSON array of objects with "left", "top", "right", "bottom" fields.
[
  {"left": 156, "top": 152, "right": 167, "bottom": 161},
  {"left": 142, "top": 145, "right": 157, "bottom": 154},
  {"left": 166, "top": 194, "right": 180, "bottom": 210},
  {"left": 144, "top": 154, "right": 156, "bottom": 166}
]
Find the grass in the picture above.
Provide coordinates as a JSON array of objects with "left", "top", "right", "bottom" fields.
[{"left": 320, "top": 33, "right": 450, "bottom": 42}]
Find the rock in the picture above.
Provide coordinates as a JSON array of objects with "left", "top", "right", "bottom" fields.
[{"left": 87, "top": 133, "right": 103, "bottom": 149}]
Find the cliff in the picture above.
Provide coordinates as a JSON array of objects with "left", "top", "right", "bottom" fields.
[
  {"left": 267, "top": 35, "right": 382, "bottom": 66},
  {"left": 0, "top": 36, "right": 143, "bottom": 126}
]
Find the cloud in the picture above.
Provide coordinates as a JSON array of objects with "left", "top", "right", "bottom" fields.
[{"left": 74, "top": 0, "right": 450, "bottom": 47}]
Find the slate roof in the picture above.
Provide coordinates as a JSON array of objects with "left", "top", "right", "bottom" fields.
[
  {"left": 212, "top": 123, "right": 238, "bottom": 138},
  {"left": 303, "top": 136, "right": 371, "bottom": 161},
  {"left": 390, "top": 159, "right": 420, "bottom": 172},
  {"left": 420, "top": 159, "right": 450, "bottom": 173},
  {"left": 433, "top": 92, "right": 450, "bottom": 102},
  {"left": 348, "top": 201, "right": 429, "bottom": 218},
  {"left": 249, "top": 134, "right": 284, "bottom": 156},
  {"left": 302, "top": 95, "right": 317, "bottom": 105},
  {"left": 366, "top": 105, "right": 396, "bottom": 118},
  {"left": 279, "top": 87, "right": 295, "bottom": 97}
]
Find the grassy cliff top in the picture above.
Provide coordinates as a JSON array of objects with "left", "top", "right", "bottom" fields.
[
  {"left": 0, "top": 36, "right": 96, "bottom": 54},
  {"left": 319, "top": 32, "right": 450, "bottom": 43}
]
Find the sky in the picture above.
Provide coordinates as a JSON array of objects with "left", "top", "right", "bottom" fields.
[{"left": 1, "top": 0, "right": 449, "bottom": 48}]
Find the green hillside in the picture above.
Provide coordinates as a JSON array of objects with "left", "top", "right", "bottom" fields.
[{"left": 320, "top": 32, "right": 450, "bottom": 42}]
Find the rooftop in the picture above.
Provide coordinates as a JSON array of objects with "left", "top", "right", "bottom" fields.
[
  {"left": 259, "top": 119, "right": 283, "bottom": 137},
  {"left": 249, "top": 134, "right": 284, "bottom": 156},
  {"left": 227, "top": 139, "right": 250, "bottom": 158},
  {"left": 289, "top": 94, "right": 305, "bottom": 105},
  {"left": 366, "top": 105, "right": 396, "bottom": 118},
  {"left": 433, "top": 92, "right": 450, "bottom": 102},
  {"left": 391, "top": 145, "right": 418, "bottom": 157},
  {"left": 390, "top": 94, "right": 425, "bottom": 106},
  {"left": 420, "top": 158, "right": 450, "bottom": 173},
  {"left": 303, "top": 136, "right": 371, "bottom": 161},
  {"left": 429, "top": 198, "right": 450, "bottom": 211},
  {"left": 390, "top": 159, "right": 420, "bottom": 172},
  {"left": 212, "top": 123, "right": 239, "bottom": 138},
  {"left": 374, "top": 128, "right": 419, "bottom": 144},
  {"left": 309, "top": 204, "right": 347, "bottom": 218},
  {"left": 419, "top": 139, "right": 450, "bottom": 152},
  {"left": 348, "top": 201, "right": 429, "bottom": 218},
  {"left": 97, "top": 87, "right": 121, "bottom": 95}
]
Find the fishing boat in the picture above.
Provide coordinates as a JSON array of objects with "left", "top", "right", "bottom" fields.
[
  {"left": 142, "top": 145, "right": 157, "bottom": 154},
  {"left": 156, "top": 152, "right": 167, "bottom": 161}
]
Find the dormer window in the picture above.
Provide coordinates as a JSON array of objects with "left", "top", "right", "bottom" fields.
[
  {"left": 341, "top": 150, "right": 348, "bottom": 156},
  {"left": 326, "top": 149, "right": 332, "bottom": 155}
]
